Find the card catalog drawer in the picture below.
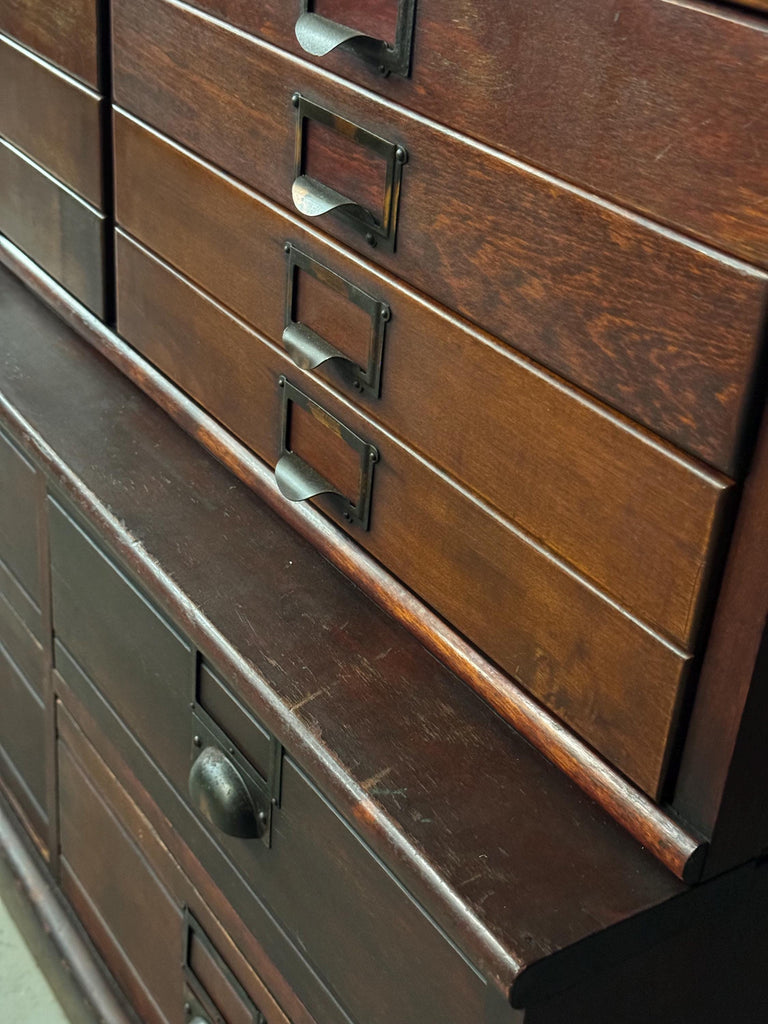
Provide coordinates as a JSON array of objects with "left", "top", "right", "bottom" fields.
[{"left": 0, "top": 0, "right": 99, "bottom": 87}]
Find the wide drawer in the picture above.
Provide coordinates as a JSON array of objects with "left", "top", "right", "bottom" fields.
[
  {"left": 0, "top": 0, "right": 100, "bottom": 87},
  {"left": 111, "top": 0, "right": 768, "bottom": 473},
  {"left": 114, "top": 120, "right": 730, "bottom": 647},
  {"left": 49, "top": 499, "right": 488, "bottom": 1024},
  {"left": 57, "top": 703, "right": 294, "bottom": 1024},
  {"left": 0, "top": 33, "right": 102, "bottom": 205},
  {"left": 184, "top": 0, "right": 768, "bottom": 268},
  {"left": 0, "top": 138, "right": 105, "bottom": 316},
  {"left": 114, "top": 235, "right": 692, "bottom": 796}
]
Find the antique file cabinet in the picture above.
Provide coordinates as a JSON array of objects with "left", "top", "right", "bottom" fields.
[{"left": 1, "top": 2, "right": 768, "bottom": 1022}]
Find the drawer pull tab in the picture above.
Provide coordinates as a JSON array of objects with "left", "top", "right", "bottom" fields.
[
  {"left": 282, "top": 321, "right": 357, "bottom": 374},
  {"left": 188, "top": 747, "right": 267, "bottom": 839},
  {"left": 295, "top": 2, "right": 416, "bottom": 78},
  {"left": 275, "top": 451, "right": 342, "bottom": 503},
  {"left": 292, "top": 175, "right": 378, "bottom": 225}
]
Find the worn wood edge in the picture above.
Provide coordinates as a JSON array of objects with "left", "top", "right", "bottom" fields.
[
  {"left": 0, "top": 789, "right": 136, "bottom": 1024},
  {"left": 0, "top": 237, "right": 708, "bottom": 890}
]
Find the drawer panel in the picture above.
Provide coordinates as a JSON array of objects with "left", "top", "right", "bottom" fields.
[
  {"left": 49, "top": 498, "right": 195, "bottom": 789},
  {"left": 49, "top": 517, "right": 487, "bottom": 1024},
  {"left": 0, "top": 138, "right": 105, "bottom": 316},
  {"left": 112, "top": 0, "right": 768, "bottom": 473},
  {"left": 0, "top": 590, "right": 43, "bottom": 698},
  {"left": 115, "top": 235, "right": 691, "bottom": 796},
  {"left": 114, "top": 122, "right": 730, "bottom": 647},
  {"left": 186, "top": 0, "right": 768, "bottom": 268},
  {"left": 0, "top": 640, "right": 46, "bottom": 836},
  {"left": 0, "top": 34, "right": 102, "bottom": 205},
  {"left": 0, "top": 0, "right": 99, "bottom": 86},
  {"left": 0, "top": 425, "right": 41, "bottom": 626}
]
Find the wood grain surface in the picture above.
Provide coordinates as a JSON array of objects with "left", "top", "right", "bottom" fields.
[
  {"left": 115, "top": 233, "right": 696, "bottom": 796},
  {"left": 0, "top": 259, "right": 700, "bottom": 995},
  {"left": 111, "top": 0, "right": 768, "bottom": 473},
  {"left": 0, "top": 138, "right": 105, "bottom": 315},
  {"left": 114, "top": 116, "right": 732, "bottom": 647},
  {"left": 0, "top": 34, "right": 102, "bottom": 205},
  {"left": 0, "top": 0, "right": 99, "bottom": 87},
  {"left": 183, "top": 0, "right": 768, "bottom": 267}
]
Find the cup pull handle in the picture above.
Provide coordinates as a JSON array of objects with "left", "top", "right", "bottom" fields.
[
  {"left": 295, "top": 13, "right": 371, "bottom": 57},
  {"left": 188, "top": 747, "right": 267, "bottom": 839},
  {"left": 275, "top": 451, "right": 342, "bottom": 504},
  {"left": 294, "top": 2, "right": 416, "bottom": 78},
  {"left": 291, "top": 174, "right": 378, "bottom": 225},
  {"left": 281, "top": 322, "right": 357, "bottom": 374}
]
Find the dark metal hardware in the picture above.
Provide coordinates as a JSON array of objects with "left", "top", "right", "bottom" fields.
[
  {"left": 283, "top": 243, "right": 389, "bottom": 397},
  {"left": 188, "top": 704, "right": 277, "bottom": 844},
  {"left": 188, "top": 746, "right": 266, "bottom": 839},
  {"left": 291, "top": 93, "right": 407, "bottom": 252},
  {"left": 276, "top": 376, "right": 378, "bottom": 530},
  {"left": 295, "top": 0, "right": 417, "bottom": 78},
  {"left": 183, "top": 910, "right": 266, "bottom": 1024}
]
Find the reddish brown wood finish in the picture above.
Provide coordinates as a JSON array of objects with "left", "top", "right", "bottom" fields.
[
  {"left": 184, "top": 0, "right": 768, "bottom": 268},
  {"left": 0, "top": 238, "right": 706, "bottom": 881},
  {"left": 0, "top": 0, "right": 99, "bottom": 87},
  {"left": 113, "top": 119, "right": 731, "bottom": 648},
  {"left": 115, "top": 233, "right": 695, "bottom": 796},
  {"left": 110, "top": 0, "right": 768, "bottom": 474},
  {"left": 0, "top": 34, "right": 103, "bottom": 205},
  {"left": 0, "top": 138, "right": 105, "bottom": 316}
]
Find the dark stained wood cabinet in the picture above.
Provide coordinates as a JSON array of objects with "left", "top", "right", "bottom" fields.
[{"left": 1, "top": 2, "right": 768, "bottom": 1022}]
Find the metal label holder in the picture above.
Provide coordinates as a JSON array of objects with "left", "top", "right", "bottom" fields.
[{"left": 282, "top": 242, "right": 390, "bottom": 397}]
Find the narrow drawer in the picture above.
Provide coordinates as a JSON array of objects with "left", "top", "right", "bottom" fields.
[
  {"left": 58, "top": 703, "right": 293, "bottom": 1024},
  {"left": 0, "top": 0, "right": 100, "bottom": 87},
  {"left": 114, "top": 124, "right": 731, "bottom": 647},
  {"left": 0, "top": 425, "right": 42, "bottom": 634},
  {"left": 0, "top": 639, "right": 46, "bottom": 839},
  {"left": 49, "top": 504, "right": 488, "bottom": 1024},
  {"left": 185, "top": 0, "right": 768, "bottom": 268},
  {"left": 49, "top": 498, "right": 195, "bottom": 790},
  {"left": 0, "top": 34, "right": 102, "bottom": 205},
  {"left": 111, "top": 0, "right": 768, "bottom": 472},
  {"left": 0, "top": 138, "right": 105, "bottom": 316},
  {"left": 115, "top": 234, "right": 691, "bottom": 796}
]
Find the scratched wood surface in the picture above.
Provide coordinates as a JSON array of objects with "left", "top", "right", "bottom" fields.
[{"left": 111, "top": 0, "right": 768, "bottom": 473}]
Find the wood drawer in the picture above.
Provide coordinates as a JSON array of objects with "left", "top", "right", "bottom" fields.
[
  {"left": 49, "top": 503, "right": 488, "bottom": 1024},
  {"left": 115, "top": 234, "right": 693, "bottom": 796},
  {"left": 0, "top": 138, "right": 105, "bottom": 316},
  {"left": 113, "top": 121, "right": 731, "bottom": 648},
  {"left": 0, "top": 34, "right": 102, "bottom": 205},
  {"left": 183, "top": 0, "right": 768, "bottom": 268},
  {"left": 0, "top": 0, "right": 100, "bottom": 87},
  {"left": 0, "top": 633, "right": 46, "bottom": 840},
  {"left": 0, "top": 425, "right": 42, "bottom": 634},
  {"left": 111, "top": 0, "right": 768, "bottom": 474},
  {"left": 57, "top": 703, "right": 292, "bottom": 1024}
]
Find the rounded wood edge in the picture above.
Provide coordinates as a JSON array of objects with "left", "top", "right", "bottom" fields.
[
  {"left": 0, "top": 239, "right": 707, "bottom": 884},
  {"left": 0, "top": 792, "right": 136, "bottom": 1024}
]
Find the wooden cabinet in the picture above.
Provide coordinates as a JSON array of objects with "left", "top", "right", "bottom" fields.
[{"left": 1, "top": 2, "right": 768, "bottom": 1021}]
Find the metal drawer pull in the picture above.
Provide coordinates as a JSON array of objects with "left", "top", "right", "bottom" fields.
[
  {"left": 188, "top": 746, "right": 267, "bottom": 839},
  {"left": 291, "top": 174, "right": 378, "bottom": 224},
  {"left": 295, "top": 1, "right": 416, "bottom": 78},
  {"left": 275, "top": 450, "right": 341, "bottom": 503},
  {"left": 282, "top": 321, "right": 354, "bottom": 374}
]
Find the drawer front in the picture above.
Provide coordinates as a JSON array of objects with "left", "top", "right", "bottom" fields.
[
  {"left": 184, "top": 0, "right": 768, "bottom": 268},
  {"left": 49, "top": 498, "right": 195, "bottom": 790},
  {"left": 0, "top": 137, "right": 105, "bottom": 316},
  {"left": 111, "top": 0, "right": 768, "bottom": 473},
  {"left": 58, "top": 703, "right": 292, "bottom": 1024},
  {"left": 0, "top": 0, "right": 99, "bottom": 86},
  {"left": 115, "top": 233, "right": 690, "bottom": 796},
  {"left": 114, "top": 121, "right": 730, "bottom": 647},
  {"left": 0, "top": 34, "right": 102, "bottom": 205},
  {"left": 0, "top": 425, "right": 42, "bottom": 632},
  {"left": 49, "top": 504, "right": 488, "bottom": 1024},
  {"left": 0, "top": 637, "right": 46, "bottom": 838}
]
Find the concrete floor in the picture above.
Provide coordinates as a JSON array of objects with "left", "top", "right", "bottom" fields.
[{"left": 0, "top": 882, "right": 72, "bottom": 1023}]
